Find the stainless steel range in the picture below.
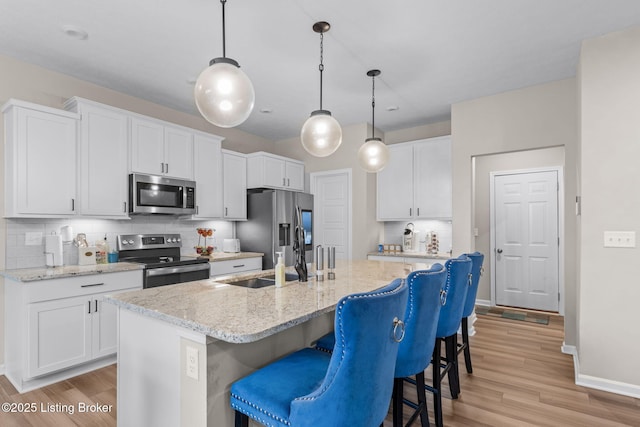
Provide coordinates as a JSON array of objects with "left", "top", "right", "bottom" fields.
[{"left": 117, "top": 233, "right": 210, "bottom": 288}]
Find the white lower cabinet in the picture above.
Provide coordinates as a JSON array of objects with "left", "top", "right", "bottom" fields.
[
  {"left": 210, "top": 257, "right": 262, "bottom": 279},
  {"left": 5, "top": 270, "right": 142, "bottom": 392}
]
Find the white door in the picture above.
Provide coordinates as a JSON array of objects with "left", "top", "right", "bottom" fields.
[
  {"left": 311, "top": 169, "right": 352, "bottom": 260},
  {"left": 493, "top": 170, "right": 559, "bottom": 311}
]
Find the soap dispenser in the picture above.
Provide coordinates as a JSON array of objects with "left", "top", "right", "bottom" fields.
[{"left": 275, "top": 251, "right": 285, "bottom": 287}]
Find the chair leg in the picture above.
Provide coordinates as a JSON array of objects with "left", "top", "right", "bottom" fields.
[
  {"left": 415, "top": 371, "right": 430, "bottom": 427},
  {"left": 462, "top": 317, "right": 473, "bottom": 374},
  {"left": 432, "top": 338, "right": 443, "bottom": 427},
  {"left": 235, "top": 411, "right": 249, "bottom": 427},
  {"left": 393, "top": 377, "right": 404, "bottom": 427},
  {"left": 445, "top": 335, "right": 460, "bottom": 399}
]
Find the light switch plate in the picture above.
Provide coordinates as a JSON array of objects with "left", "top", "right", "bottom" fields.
[
  {"left": 603, "top": 231, "right": 636, "bottom": 248},
  {"left": 25, "top": 232, "right": 43, "bottom": 246},
  {"left": 186, "top": 346, "right": 199, "bottom": 380}
]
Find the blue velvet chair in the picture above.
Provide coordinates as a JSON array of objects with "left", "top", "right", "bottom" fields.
[
  {"left": 458, "top": 252, "right": 484, "bottom": 374},
  {"left": 230, "top": 278, "right": 409, "bottom": 427},
  {"left": 393, "top": 264, "right": 447, "bottom": 427},
  {"left": 431, "top": 254, "right": 472, "bottom": 427},
  {"left": 314, "top": 264, "right": 447, "bottom": 427}
]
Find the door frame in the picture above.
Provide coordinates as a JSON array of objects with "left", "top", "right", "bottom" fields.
[
  {"left": 489, "top": 166, "right": 565, "bottom": 314},
  {"left": 309, "top": 168, "right": 353, "bottom": 260}
]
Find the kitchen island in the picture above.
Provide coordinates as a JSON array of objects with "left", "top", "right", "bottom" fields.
[{"left": 105, "top": 259, "right": 436, "bottom": 427}]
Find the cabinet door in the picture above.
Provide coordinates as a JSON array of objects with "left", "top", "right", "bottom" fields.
[
  {"left": 193, "top": 134, "right": 223, "bottom": 218},
  {"left": 27, "top": 296, "right": 92, "bottom": 378},
  {"left": 78, "top": 103, "right": 129, "bottom": 217},
  {"left": 376, "top": 144, "right": 414, "bottom": 220},
  {"left": 164, "top": 125, "right": 194, "bottom": 179},
  {"left": 262, "top": 156, "right": 286, "bottom": 188},
  {"left": 92, "top": 295, "right": 119, "bottom": 358},
  {"left": 223, "top": 152, "right": 247, "bottom": 220},
  {"left": 285, "top": 161, "right": 305, "bottom": 190},
  {"left": 15, "top": 108, "right": 77, "bottom": 215},
  {"left": 414, "top": 137, "right": 452, "bottom": 218},
  {"left": 131, "top": 116, "right": 165, "bottom": 175}
]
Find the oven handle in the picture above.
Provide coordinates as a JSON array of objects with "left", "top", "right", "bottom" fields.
[{"left": 146, "top": 264, "right": 210, "bottom": 277}]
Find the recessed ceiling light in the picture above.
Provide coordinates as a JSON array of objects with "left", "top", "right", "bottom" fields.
[
  {"left": 62, "top": 25, "right": 88, "bottom": 41},
  {"left": 386, "top": 106, "right": 399, "bottom": 112},
  {"left": 259, "top": 108, "right": 273, "bottom": 114}
]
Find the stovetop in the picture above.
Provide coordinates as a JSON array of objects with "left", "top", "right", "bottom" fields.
[{"left": 117, "top": 233, "right": 209, "bottom": 268}]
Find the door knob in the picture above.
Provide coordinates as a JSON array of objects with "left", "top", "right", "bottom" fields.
[{"left": 496, "top": 248, "right": 503, "bottom": 254}]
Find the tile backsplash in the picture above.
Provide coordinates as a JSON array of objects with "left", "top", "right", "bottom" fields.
[
  {"left": 5, "top": 217, "right": 234, "bottom": 269},
  {"left": 382, "top": 220, "right": 453, "bottom": 254}
]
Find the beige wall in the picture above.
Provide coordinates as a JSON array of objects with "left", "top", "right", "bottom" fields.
[
  {"left": 451, "top": 78, "right": 579, "bottom": 347},
  {"left": 0, "top": 54, "right": 277, "bottom": 366},
  {"left": 473, "top": 147, "right": 565, "bottom": 302},
  {"left": 578, "top": 26, "right": 640, "bottom": 388}
]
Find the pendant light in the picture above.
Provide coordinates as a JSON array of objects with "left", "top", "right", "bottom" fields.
[
  {"left": 301, "top": 21, "right": 342, "bottom": 157},
  {"left": 358, "top": 69, "right": 389, "bottom": 173},
  {"left": 194, "top": 0, "right": 255, "bottom": 128}
]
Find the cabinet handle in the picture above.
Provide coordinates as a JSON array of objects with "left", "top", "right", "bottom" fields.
[
  {"left": 166, "top": 163, "right": 168, "bottom": 174},
  {"left": 287, "top": 178, "right": 290, "bottom": 187},
  {"left": 233, "top": 264, "right": 246, "bottom": 268},
  {"left": 88, "top": 301, "right": 91, "bottom": 314},
  {"left": 409, "top": 208, "right": 412, "bottom": 216},
  {"left": 196, "top": 206, "right": 199, "bottom": 215},
  {"left": 417, "top": 207, "right": 420, "bottom": 216},
  {"left": 81, "top": 282, "right": 105, "bottom": 288},
  {"left": 161, "top": 163, "right": 164, "bottom": 173},
  {"left": 225, "top": 207, "right": 228, "bottom": 216},
  {"left": 283, "top": 178, "right": 286, "bottom": 186},
  {"left": 95, "top": 299, "right": 98, "bottom": 313},
  {"left": 123, "top": 202, "right": 127, "bottom": 213},
  {"left": 71, "top": 199, "right": 75, "bottom": 211}
]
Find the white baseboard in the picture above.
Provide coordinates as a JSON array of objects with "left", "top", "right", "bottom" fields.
[
  {"left": 475, "top": 299, "right": 491, "bottom": 307},
  {"left": 562, "top": 342, "right": 640, "bottom": 399},
  {"left": 0, "top": 364, "right": 5, "bottom": 376}
]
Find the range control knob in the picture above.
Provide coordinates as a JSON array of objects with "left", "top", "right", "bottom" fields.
[
  {"left": 127, "top": 239, "right": 134, "bottom": 245},
  {"left": 176, "top": 238, "right": 181, "bottom": 242}
]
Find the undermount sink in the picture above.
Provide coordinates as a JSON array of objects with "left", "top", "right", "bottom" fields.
[{"left": 228, "top": 273, "right": 299, "bottom": 289}]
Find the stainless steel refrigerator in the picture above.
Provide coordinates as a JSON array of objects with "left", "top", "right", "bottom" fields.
[{"left": 236, "top": 189, "right": 313, "bottom": 270}]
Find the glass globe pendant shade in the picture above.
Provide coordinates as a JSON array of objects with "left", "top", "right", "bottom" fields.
[
  {"left": 301, "top": 110, "right": 343, "bottom": 157},
  {"left": 358, "top": 137, "right": 390, "bottom": 173},
  {"left": 194, "top": 58, "right": 255, "bottom": 128}
]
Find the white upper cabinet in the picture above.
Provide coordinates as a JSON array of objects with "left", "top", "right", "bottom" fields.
[
  {"left": 223, "top": 150, "right": 247, "bottom": 220},
  {"left": 130, "top": 116, "right": 194, "bottom": 180},
  {"left": 65, "top": 97, "right": 129, "bottom": 218},
  {"left": 377, "top": 135, "right": 452, "bottom": 221},
  {"left": 193, "top": 133, "right": 224, "bottom": 219},
  {"left": 247, "top": 152, "right": 305, "bottom": 191},
  {"left": 3, "top": 100, "right": 79, "bottom": 217}
]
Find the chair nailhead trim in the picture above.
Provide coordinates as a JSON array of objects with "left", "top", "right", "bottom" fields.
[{"left": 231, "top": 394, "right": 291, "bottom": 426}]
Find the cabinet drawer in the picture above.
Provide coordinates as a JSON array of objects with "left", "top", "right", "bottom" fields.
[
  {"left": 210, "top": 257, "right": 262, "bottom": 277},
  {"left": 25, "top": 270, "right": 143, "bottom": 303}
]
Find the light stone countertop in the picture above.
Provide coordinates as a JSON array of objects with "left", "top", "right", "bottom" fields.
[
  {"left": 0, "top": 262, "right": 144, "bottom": 282},
  {"left": 105, "top": 259, "right": 434, "bottom": 344},
  {"left": 184, "top": 251, "right": 264, "bottom": 262}
]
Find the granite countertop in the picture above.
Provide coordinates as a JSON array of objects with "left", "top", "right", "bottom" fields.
[
  {"left": 0, "top": 262, "right": 144, "bottom": 282},
  {"left": 105, "top": 259, "right": 434, "bottom": 344},
  {"left": 185, "top": 251, "right": 264, "bottom": 262},
  {"left": 368, "top": 251, "right": 451, "bottom": 260}
]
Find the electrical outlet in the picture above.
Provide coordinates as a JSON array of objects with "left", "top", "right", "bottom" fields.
[
  {"left": 186, "top": 346, "right": 199, "bottom": 380},
  {"left": 25, "top": 232, "right": 43, "bottom": 246},
  {"left": 603, "top": 231, "right": 636, "bottom": 248}
]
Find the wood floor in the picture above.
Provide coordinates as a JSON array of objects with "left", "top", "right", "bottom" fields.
[{"left": 1, "top": 314, "right": 639, "bottom": 426}]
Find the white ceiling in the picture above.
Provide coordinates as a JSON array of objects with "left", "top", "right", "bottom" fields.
[{"left": 1, "top": 0, "right": 640, "bottom": 141}]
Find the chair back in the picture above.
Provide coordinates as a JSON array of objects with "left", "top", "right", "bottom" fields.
[
  {"left": 436, "top": 255, "right": 472, "bottom": 338},
  {"left": 395, "top": 263, "right": 447, "bottom": 378},
  {"left": 289, "top": 278, "right": 409, "bottom": 427},
  {"left": 462, "top": 252, "right": 485, "bottom": 318}
]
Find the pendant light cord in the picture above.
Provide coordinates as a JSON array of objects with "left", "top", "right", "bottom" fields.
[
  {"left": 371, "top": 74, "right": 376, "bottom": 138},
  {"left": 220, "top": 0, "right": 227, "bottom": 58},
  {"left": 319, "top": 32, "right": 324, "bottom": 110}
]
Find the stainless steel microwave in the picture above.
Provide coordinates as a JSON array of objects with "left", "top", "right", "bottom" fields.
[{"left": 129, "top": 173, "right": 196, "bottom": 215}]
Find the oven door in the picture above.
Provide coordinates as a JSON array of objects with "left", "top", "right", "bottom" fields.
[{"left": 144, "top": 263, "right": 210, "bottom": 288}]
